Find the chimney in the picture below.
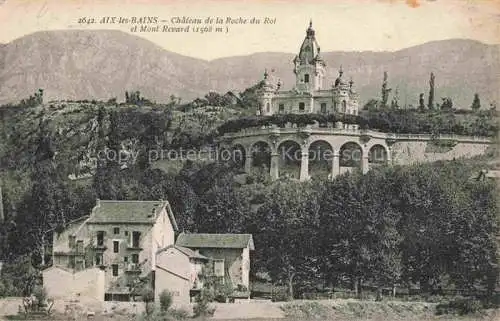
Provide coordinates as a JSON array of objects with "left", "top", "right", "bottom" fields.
[{"left": 0, "top": 186, "right": 4, "bottom": 223}]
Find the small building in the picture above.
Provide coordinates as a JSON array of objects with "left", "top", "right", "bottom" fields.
[
  {"left": 45, "top": 199, "right": 178, "bottom": 301},
  {"left": 175, "top": 233, "right": 255, "bottom": 292},
  {"left": 155, "top": 245, "right": 209, "bottom": 308}
]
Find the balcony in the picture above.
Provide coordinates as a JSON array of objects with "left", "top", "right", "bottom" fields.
[{"left": 125, "top": 263, "right": 141, "bottom": 273}]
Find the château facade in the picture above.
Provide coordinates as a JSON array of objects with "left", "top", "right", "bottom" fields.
[{"left": 257, "top": 20, "right": 359, "bottom": 116}]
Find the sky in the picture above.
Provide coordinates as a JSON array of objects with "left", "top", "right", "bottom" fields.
[{"left": 0, "top": 0, "right": 499, "bottom": 60}]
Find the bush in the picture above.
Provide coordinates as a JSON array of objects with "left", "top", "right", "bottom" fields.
[
  {"left": 435, "top": 296, "right": 484, "bottom": 315},
  {"left": 193, "top": 289, "right": 216, "bottom": 318},
  {"left": 159, "top": 290, "right": 173, "bottom": 312}
]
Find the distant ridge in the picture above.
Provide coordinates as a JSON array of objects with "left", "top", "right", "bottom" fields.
[{"left": 0, "top": 30, "right": 498, "bottom": 108}]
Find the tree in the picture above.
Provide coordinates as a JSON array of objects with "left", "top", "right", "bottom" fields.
[
  {"left": 428, "top": 72, "right": 435, "bottom": 110},
  {"left": 419, "top": 93, "right": 426, "bottom": 111},
  {"left": 471, "top": 93, "right": 481, "bottom": 111},
  {"left": 381, "top": 71, "right": 392, "bottom": 109},
  {"left": 441, "top": 97, "right": 453, "bottom": 110},
  {"left": 253, "top": 179, "right": 321, "bottom": 299}
]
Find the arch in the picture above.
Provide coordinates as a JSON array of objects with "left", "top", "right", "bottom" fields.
[
  {"left": 250, "top": 141, "right": 271, "bottom": 171},
  {"left": 308, "top": 140, "right": 334, "bottom": 178},
  {"left": 339, "top": 141, "right": 363, "bottom": 172},
  {"left": 277, "top": 140, "right": 301, "bottom": 179},
  {"left": 368, "top": 144, "right": 388, "bottom": 165},
  {"left": 232, "top": 144, "right": 246, "bottom": 169}
]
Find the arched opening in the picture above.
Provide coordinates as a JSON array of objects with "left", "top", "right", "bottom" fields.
[
  {"left": 278, "top": 140, "right": 301, "bottom": 179},
  {"left": 339, "top": 142, "right": 363, "bottom": 175},
  {"left": 251, "top": 141, "right": 271, "bottom": 172},
  {"left": 368, "top": 144, "right": 388, "bottom": 166},
  {"left": 232, "top": 144, "right": 246, "bottom": 170},
  {"left": 308, "top": 140, "right": 333, "bottom": 178}
]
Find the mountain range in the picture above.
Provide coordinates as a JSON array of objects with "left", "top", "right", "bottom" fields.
[{"left": 0, "top": 29, "right": 498, "bottom": 108}]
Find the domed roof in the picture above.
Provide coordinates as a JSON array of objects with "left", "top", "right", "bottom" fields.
[
  {"left": 260, "top": 69, "right": 275, "bottom": 90},
  {"left": 296, "top": 20, "right": 321, "bottom": 66},
  {"left": 334, "top": 66, "right": 349, "bottom": 87}
]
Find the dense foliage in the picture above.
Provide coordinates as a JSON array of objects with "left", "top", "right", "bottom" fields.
[{"left": 0, "top": 97, "right": 498, "bottom": 302}]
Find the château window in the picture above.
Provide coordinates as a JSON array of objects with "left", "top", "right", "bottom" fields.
[
  {"left": 342, "top": 100, "right": 347, "bottom": 113},
  {"left": 321, "top": 103, "right": 327, "bottom": 114},
  {"left": 279, "top": 104, "right": 284, "bottom": 113},
  {"left": 112, "top": 264, "right": 118, "bottom": 277},
  {"left": 299, "top": 102, "right": 305, "bottom": 111},
  {"left": 113, "top": 241, "right": 119, "bottom": 253},
  {"left": 266, "top": 103, "right": 270, "bottom": 113},
  {"left": 304, "top": 74, "right": 310, "bottom": 83}
]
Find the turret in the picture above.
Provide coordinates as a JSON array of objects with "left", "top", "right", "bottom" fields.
[{"left": 256, "top": 69, "right": 276, "bottom": 116}]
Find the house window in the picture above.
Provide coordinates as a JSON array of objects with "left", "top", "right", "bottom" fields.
[
  {"left": 112, "top": 264, "right": 119, "bottom": 277},
  {"left": 124, "top": 231, "right": 129, "bottom": 236},
  {"left": 76, "top": 240, "right": 84, "bottom": 253},
  {"left": 131, "top": 231, "right": 141, "bottom": 248},
  {"left": 299, "top": 102, "right": 305, "bottom": 111},
  {"left": 214, "top": 259, "right": 224, "bottom": 277},
  {"left": 321, "top": 103, "right": 327, "bottom": 114},
  {"left": 113, "top": 241, "right": 119, "bottom": 253},
  {"left": 95, "top": 253, "right": 103, "bottom": 266},
  {"left": 131, "top": 254, "right": 139, "bottom": 264},
  {"left": 68, "top": 235, "right": 76, "bottom": 249},
  {"left": 279, "top": 104, "right": 284, "bottom": 113},
  {"left": 124, "top": 256, "right": 128, "bottom": 263},
  {"left": 97, "top": 231, "right": 105, "bottom": 246},
  {"left": 304, "top": 74, "right": 309, "bottom": 83},
  {"left": 113, "top": 227, "right": 120, "bottom": 235}
]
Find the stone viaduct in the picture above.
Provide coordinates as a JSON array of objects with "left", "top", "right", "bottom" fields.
[{"left": 217, "top": 123, "right": 493, "bottom": 181}]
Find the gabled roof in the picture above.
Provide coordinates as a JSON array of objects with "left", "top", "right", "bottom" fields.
[
  {"left": 157, "top": 245, "right": 209, "bottom": 260},
  {"left": 87, "top": 200, "right": 178, "bottom": 230},
  {"left": 176, "top": 233, "right": 255, "bottom": 250}
]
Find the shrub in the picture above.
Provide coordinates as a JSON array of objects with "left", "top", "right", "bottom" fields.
[
  {"left": 193, "top": 289, "right": 216, "bottom": 318},
  {"left": 159, "top": 290, "right": 173, "bottom": 312},
  {"left": 435, "top": 296, "right": 484, "bottom": 315}
]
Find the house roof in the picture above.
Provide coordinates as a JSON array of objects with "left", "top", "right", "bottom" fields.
[
  {"left": 157, "top": 245, "right": 209, "bottom": 260},
  {"left": 176, "top": 233, "right": 255, "bottom": 250},
  {"left": 87, "top": 200, "right": 178, "bottom": 230}
]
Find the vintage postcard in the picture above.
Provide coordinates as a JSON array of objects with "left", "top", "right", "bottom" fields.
[{"left": 0, "top": 0, "right": 499, "bottom": 320}]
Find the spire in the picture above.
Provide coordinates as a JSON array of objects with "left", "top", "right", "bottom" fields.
[
  {"left": 306, "top": 19, "right": 315, "bottom": 38},
  {"left": 349, "top": 77, "right": 354, "bottom": 88}
]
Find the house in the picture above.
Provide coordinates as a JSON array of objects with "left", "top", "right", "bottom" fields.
[
  {"left": 155, "top": 245, "right": 209, "bottom": 307},
  {"left": 175, "top": 233, "right": 254, "bottom": 292},
  {"left": 45, "top": 199, "right": 178, "bottom": 301}
]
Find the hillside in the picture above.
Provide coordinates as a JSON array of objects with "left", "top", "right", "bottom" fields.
[{"left": 0, "top": 30, "right": 498, "bottom": 107}]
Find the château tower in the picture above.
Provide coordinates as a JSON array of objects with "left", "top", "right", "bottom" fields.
[{"left": 293, "top": 20, "right": 326, "bottom": 92}]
